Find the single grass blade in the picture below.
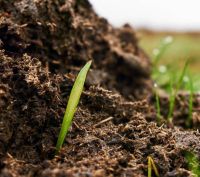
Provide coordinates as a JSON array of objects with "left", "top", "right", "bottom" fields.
[
  {"left": 148, "top": 156, "right": 160, "bottom": 177},
  {"left": 56, "top": 60, "right": 92, "bottom": 154},
  {"left": 167, "top": 60, "right": 189, "bottom": 121},
  {"left": 148, "top": 156, "right": 152, "bottom": 177},
  {"left": 150, "top": 157, "right": 160, "bottom": 177},
  {"left": 176, "top": 60, "right": 189, "bottom": 91}
]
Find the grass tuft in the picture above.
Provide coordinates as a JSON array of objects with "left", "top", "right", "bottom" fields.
[
  {"left": 56, "top": 60, "right": 92, "bottom": 154},
  {"left": 144, "top": 34, "right": 198, "bottom": 126},
  {"left": 185, "top": 151, "right": 200, "bottom": 177}
]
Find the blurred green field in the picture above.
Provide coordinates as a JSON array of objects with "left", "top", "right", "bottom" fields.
[{"left": 138, "top": 31, "right": 200, "bottom": 92}]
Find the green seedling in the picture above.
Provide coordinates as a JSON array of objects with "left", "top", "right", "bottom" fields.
[
  {"left": 167, "top": 60, "right": 189, "bottom": 122},
  {"left": 56, "top": 60, "right": 92, "bottom": 154},
  {"left": 185, "top": 151, "right": 200, "bottom": 177},
  {"left": 148, "top": 156, "right": 160, "bottom": 177}
]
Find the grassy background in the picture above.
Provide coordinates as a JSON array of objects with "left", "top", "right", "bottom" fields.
[{"left": 138, "top": 30, "right": 200, "bottom": 92}]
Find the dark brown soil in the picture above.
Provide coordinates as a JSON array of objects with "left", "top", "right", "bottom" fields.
[{"left": 0, "top": 0, "right": 199, "bottom": 177}]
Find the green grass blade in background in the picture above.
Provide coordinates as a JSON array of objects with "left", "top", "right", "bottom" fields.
[
  {"left": 167, "top": 60, "right": 189, "bottom": 121},
  {"left": 176, "top": 60, "right": 189, "bottom": 91},
  {"left": 56, "top": 60, "right": 92, "bottom": 154}
]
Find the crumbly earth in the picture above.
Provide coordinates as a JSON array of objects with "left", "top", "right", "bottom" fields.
[{"left": 0, "top": 0, "right": 200, "bottom": 177}]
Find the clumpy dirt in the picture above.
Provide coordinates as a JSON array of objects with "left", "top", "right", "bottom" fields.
[{"left": 0, "top": 0, "right": 200, "bottom": 177}]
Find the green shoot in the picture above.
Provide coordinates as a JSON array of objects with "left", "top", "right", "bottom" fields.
[
  {"left": 176, "top": 60, "right": 189, "bottom": 93},
  {"left": 148, "top": 156, "right": 160, "bottom": 177},
  {"left": 167, "top": 60, "right": 189, "bottom": 122},
  {"left": 185, "top": 151, "right": 200, "bottom": 177},
  {"left": 148, "top": 156, "right": 152, "bottom": 177},
  {"left": 154, "top": 83, "right": 161, "bottom": 123},
  {"left": 151, "top": 36, "right": 173, "bottom": 88},
  {"left": 56, "top": 60, "right": 92, "bottom": 154}
]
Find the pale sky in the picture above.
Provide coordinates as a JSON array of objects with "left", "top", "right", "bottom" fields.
[{"left": 89, "top": 0, "right": 200, "bottom": 31}]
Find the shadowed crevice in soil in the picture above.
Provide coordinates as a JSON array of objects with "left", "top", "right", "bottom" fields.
[{"left": 0, "top": 0, "right": 200, "bottom": 177}]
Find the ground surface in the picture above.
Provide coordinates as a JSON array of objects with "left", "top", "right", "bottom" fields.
[{"left": 0, "top": 0, "right": 200, "bottom": 177}]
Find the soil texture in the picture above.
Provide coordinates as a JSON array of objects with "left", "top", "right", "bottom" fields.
[{"left": 0, "top": 0, "right": 200, "bottom": 177}]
